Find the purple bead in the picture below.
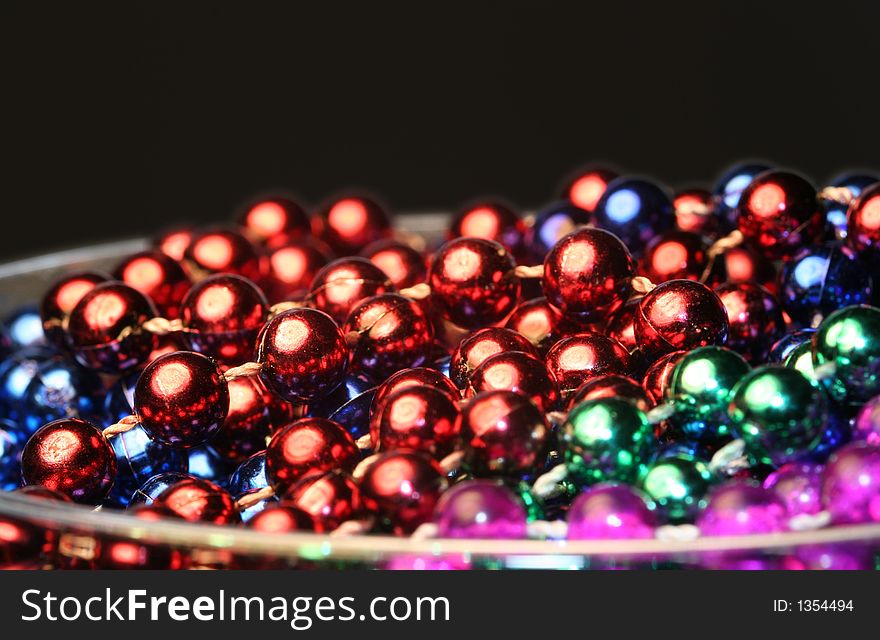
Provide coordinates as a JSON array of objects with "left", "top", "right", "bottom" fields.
[
  {"left": 697, "top": 481, "right": 788, "bottom": 536},
  {"left": 566, "top": 484, "right": 656, "bottom": 540},
  {"left": 763, "top": 463, "right": 823, "bottom": 516},
  {"left": 795, "top": 544, "right": 875, "bottom": 570},
  {"left": 821, "top": 442, "right": 880, "bottom": 524},
  {"left": 853, "top": 395, "right": 880, "bottom": 446},
  {"left": 433, "top": 480, "right": 527, "bottom": 539},
  {"left": 384, "top": 555, "right": 470, "bottom": 570}
]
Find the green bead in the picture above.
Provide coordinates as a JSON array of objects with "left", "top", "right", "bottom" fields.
[
  {"left": 662, "top": 394, "right": 734, "bottom": 451},
  {"left": 784, "top": 341, "right": 815, "bottom": 377},
  {"left": 813, "top": 305, "right": 880, "bottom": 406},
  {"left": 562, "top": 398, "right": 654, "bottom": 487},
  {"left": 514, "top": 481, "right": 546, "bottom": 522},
  {"left": 667, "top": 346, "right": 751, "bottom": 410},
  {"left": 728, "top": 365, "right": 827, "bottom": 466},
  {"left": 639, "top": 453, "right": 715, "bottom": 523}
]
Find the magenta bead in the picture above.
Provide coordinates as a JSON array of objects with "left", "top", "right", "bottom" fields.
[
  {"left": 566, "top": 484, "right": 657, "bottom": 540},
  {"left": 763, "top": 463, "right": 823, "bottom": 516},
  {"left": 821, "top": 442, "right": 880, "bottom": 524},
  {"left": 853, "top": 395, "right": 880, "bottom": 446},
  {"left": 433, "top": 480, "right": 527, "bottom": 539},
  {"left": 697, "top": 481, "right": 788, "bottom": 536}
]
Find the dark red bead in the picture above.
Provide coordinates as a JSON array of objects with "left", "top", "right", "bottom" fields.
[
  {"left": 155, "top": 229, "right": 193, "bottom": 262},
  {"left": 134, "top": 351, "right": 230, "bottom": 448},
  {"left": 450, "top": 327, "right": 538, "bottom": 389},
  {"left": 563, "top": 167, "right": 617, "bottom": 213},
  {"left": 313, "top": 196, "right": 392, "bottom": 255},
  {"left": 94, "top": 505, "right": 185, "bottom": 569},
  {"left": 360, "top": 239, "right": 426, "bottom": 289},
  {"left": 238, "top": 197, "right": 311, "bottom": 244},
  {"left": 542, "top": 227, "right": 636, "bottom": 325},
  {"left": 359, "top": 450, "right": 446, "bottom": 534},
  {"left": 344, "top": 293, "right": 434, "bottom": 380},
  {"left": 428, "top": 237, "right": 520, "bottom": 329},
  {"left": 567, "top": 374, "right": 652, "bottom": 412},
  {"left": 715, "top": 281, "right": 786, "bottom": 363},
  {"left": 706, "top": 244, "right": 778, "bottom": 293},
  {"left": 604, "top": 295, "right": 642, "bottom": 351},
  {"left": 545, "top": 332, "right": 631, "bottom": 397},
  {"left": 21, "top": 418, "right": 116, "bottom": 504},
  {"left": 371, "top": 386, "right": 460, "bottom": 457},
  {"left": 265, "top": 417, "right": 359, "bottom": 495},
  {"left": 448, "top": 201, "right": 527, "bottom": 260},
  {"left": 286, "top": 470, "right": 361, "bottom": 529},
  {"left": 184, "top": 228, "right": 263, "bottom": 282},
  {"left": 847, "top": 182, "right": 880, "bottom": 254},
  {"left": 40, "top": 271, "right": 110, "bottom": 350},
  {"left": 641, "top": 350, "right": 686, "bottom": 404},
  {"left": 372, "top": 367, "right": 460, "bottom": 418},
  {"left": 634, "top": 280, "right": 729, "bottom": 358},
  {"left": 467, "top": 350, "right": 560, "bottom": 412},
  {"left": 504, "top": 296, "right": 566, "bottom": 355},
  {"left": 114, "top": 250, "right": 192, "bottom": 319},
  {"left": 309, "top": 257, "right": 393, "bottom": 324},
  {"left": 737, "top": 170, "right": 824, "bottom": 260},
  {"left": 66, "top": 282, "right": 158, "bottom": 373},
  {"left": 211, "top": 377, "right": 275, "bottom": 462},
  {"left": 459, "top": 389, "right": 550, "bottom": 478},
  {"left": 256, "top": 308, "right": 349, "bottom": 404},
  {"left": 263, "top": 237, "right": 333, "bottom": 304},
  {"left": 181, "top": 274, "right": 269, "bottom": 366},
  {"left": 2, "top": 487, "right": 71, "bottom": 568},
  {"left": 673, "top": 188, "right": 721, "bottom": 237},
  {"left": 640, "top": 230, "right": 707, "bottom": 283},
  {"left": 247, "top": 502, "right": 322, "bottom": 533},
  {"left": 155, "top": 477, "right": 240, "bottom": 525}
]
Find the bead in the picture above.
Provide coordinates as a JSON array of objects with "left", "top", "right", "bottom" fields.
[
  {"left": 634, "top": 279, "right": 729, "bottom": 359},
  {"left": 95, "top": 505, "right": 184, "bottom": 569},
  {"left": 113, "top": 250, "right": 191, "bottom": 319},
  {"left": 697, "top": 481, "right": 788, "bottom": 535},
  {"left": 846, "top": 182, "right": 880, "bottom": 254},
  {"left": 66, "top": 282, "right": 157, "bottom": 373},
  {"left": 181, "top": 274, "right": 269, "bottom": 366},
  {"left": 542, "top": 227, "right": 636, "bottom": 326},
  {"left": 286, "top": 470, "right": 361, "bottom": 529},
  {"left": 448, "top": 201, "right": 527, "bottom": 260},
  {"left": 372, "top": 386, "right": 460, "bottom": 457},
  {"left": 21, "top": 418, "right": 116, "bottom": 504},
  {"left": 784, "top": 341, "right": 814, "bottom": 377},
  {"left": 562, "top": 397, "right": 653, "bottom": 487},
  {"left": 134, "top": 351, "right": 230, "bottom": 448},
  {"left": 449, "top": 327, "right": 538, "bottom": 389},
  {"left": 229, "top": 450, "right": 268, "bottom": 496},
  {"left": 673, "top": 188, "right": 720, "bottom": 237},
  {"left": 780, "top": 244, "right": 873, "bottom": 326},
  {"left": 359, "top": 450, "right": 446, "bottom": 534},
  {"left": 639, "top": 452, "right": 715, "bottom": 523},
  {"left": 305, "top": 372, "right": 376, "bottom": 439},
  {"left": 641, "top": 350, "right": 685, "bottom": 404},
  {"left": 593, "top": 177, "right": 674, "bottom": 255},
  {"left": 563, "top": 167, "right": 617, "bottom": 214},
  {"left": 527, "top": 201, "right": 591, "bottom": 260},
  {"left": 184, "top": 228, "right": 262, "bottom": 282},
  {"left": 360, "top": 239, "right": 426, "bottom": 289},
  {"left": 344, "top": 293, "right": 434, "bottom": 380},
  {"left": 715, "top": 281, "right": 786, "bottom": 363},
  {"left": 763, "top": 462, "right": 823, "bottom": 516},
  {"left": 0, "top": 347, "right": 55, "bottom": 426},
  {"left": 210, "top": 377, "right": 275, "bottom": 462},
  {"left": 434, "top": 480, "right": 527, "bottom": 539},
  {"left": 736, "top": 170, "right": 824, "bottom": 260},
  {"left": 309, "top": 257, "right": 393, "bottom": 324},
  {"left": 604, "top": 295, "right": 641, "bottom": 351},
  {"left": 546, "top": 332, "right": 631, "bottom": 398},
  {"left": 821, "top": 173, "right": 878, "bottom": 241},
  {"left": 467, "top": 350, "right": 559, "bottom": 412},
  {"left": 566, "top": 374, "right": 652, "bottom": 413},
  {"left": 155, "top": 477, "right": 240, "bottom": 525},
  {"left": 23, "top": 358, "right": 105, "bottom": 435},
  {"left": 728, "top": 366, "right": 827, "bottom": 466},
  {"left": 265, "top": 417, "right": 359, "bottom": 495},
  {"left": 188, "top": 445, "right": 232, "bottom": 486},
  {"left": 0, "top": 419, "right": 26, "bottom": 490},
  {"left": 640, "top": 230, "right": 707, "bottom": 283},
  {"left": 706, "top": 244, "right": 778, "bottom": 293},
  {"left": 712, "top": 162, "right": 772, "bottom": 227},
  {"left": 460, "top": 390, "right": 550, "bottom": 479},
  {"left": 821, "top": 442, "right": 880, "bottom": 524},
  {"left": 566, "top": 483, "right": 656, "bottom": 539},
  {"left": 248, "top": 503, "right": 321, "bottom": 533},
  {"left": 155, "top": 228, "right": 193, "bottom": 262},
  {"left": 428, "top": 237, "right": 520, "bottom": 329},
  {"left": 372, "top": 367, "right": 459, "bottom": 418},
  {"left": 659, "top": 394, "right": 735, "bottom": 453},
  {"left": 3, "top": 306, "right": 46, "bottom": 349},
  {"left": 667, "top": 346, "right": 750, "bottom": 411},
  {"left": 794, "top": 544, "right": 876, "bottom": 570},
  {"left": 40, "top": 270, "right": 110, "bottom": 350},
  {"left": 314, "top": 196, "right": 392, "bottom": 255},
  {"left": 237, "top": 196, "right": 310, "bottom": 244},
  {"left": 256, "top": 308, "right": 349, "bottom": 404},
  {"left": 812, "top": 305, "right": 880, "bottom": 406},
  {"left": 853, "top": 395, "right": 880, "bottom": 446},
  {"left": 264, "top": 237, "right": 333, "bottom": 303},
  {"left": 768, "top": 328, "right": 815, "bottom": 363},
  {"left": 106, "top": 423, "right": 187, "bottom": 507},
  {"left": 504, "top": 297, "right": 565, "bottom": 355},
  {"left": 128, "top": 471, "right": 193, "bottom": 506}
]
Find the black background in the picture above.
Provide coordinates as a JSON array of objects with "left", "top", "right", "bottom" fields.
[{"left": 3, "top": 1, "right": 879, "bottom": 260}]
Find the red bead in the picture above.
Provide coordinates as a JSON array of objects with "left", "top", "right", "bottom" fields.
[
  {"left": 504, "top": 296, "right": 566, "bottom": 355},
  {"left": 264, "top": 237, "right": 333, "bottom": 303},
  {"left": 134, "top": 351, "right": 230, "bottom": 448},
  {"left": 449, "top": 327, "right": 538, "bottom": 389},
  {"left": 256, "top": 308, "right": 349, "bottom": 404},
  {"left": 247, "top": 502, "right": 322, "bottom": 533},
  {"left": 21, "top": 418, "right": 116, "bottom": 504},
  {"left": 114, "top": 250, "right": 192, "bottom": 319},
  {"left": 238, "top": 197, "right": 311, "bottom": 244},
  {"left": 184, "top": 228, "right": 263, "bottom": 282},
  {"left": 604, "top": 295, "right": 642, "bottom": 351},
  {"left": 847, "top": 182, "right": 880, "bottom": 254},
  {"left": 309, "top": 257, "right": 393, "bottom": 324},
  {"left": 1, "top": 487, "right": 71, "bottom": 568},
  {"left": 459, "top": 390, "right": 550, "bottom": 478},
  {"left": 641, "top": 350, "right": 686, "bottom": 404},
  {"left": 545, "top": 332, "right": 631, "bottom": 397},
  {"left": 181, "top": 274, "right": 269, "bottom": 366},
  {"left": 265, "top": 417, "right": 359, "bottom": 495},
  {"left": 359, "top": 450, "right": 446, "bottom": 534},
  {"left": 66, "top": 282, "right": 157, "bottom": 373},
  {"left": 562, "top": 167, "right": 617, "bottom": 213},
  {"left": 737, "top": 170, "right": 824, "bottom": 260},
  {"left": 155, "top": 228, "right": 193, "bottom": 262},
  {"left": 344, "top": 293, "right": 434, "bottom": 380},
  {"left": 372, "top": 367, "right": 460, "bottom": 418},
  {"left": 673, "top": 188, "right": 721, "bottom": 237},
  {"left": 467, "top": 350, "right": 560, "bottom": 412},
  {"left": 542, "top": 227, "right": 636, "bottom": 325},
  {"left": 448, "top": 201, "right": 527, "bottom": 260},
  {"left": 371, "top": 386, "right": 460, "bottom": 457},
  {"left": 314, "top": 196, "right": 392, "bottom": 255},
  {"left": 155, "top": 477, "right": 240, "bottom": 525},
  {"left": 40, "top": 270, "right": 110, "bottom": 350},
  {"left": 360, "top": 239, "right": 426, "bottom": 289},
  {"left": 567, "top": 374, "right": 652, "bottom": 412},
  {"left": 706, "top": 245, "right": 778, "bottom": 293},
  {"left": 210, "top": 377, "right": 275, "bottom": 462},
  {"left": 286, "top": 470, "right": 361, "bottom": 529},
  {"left": 640, "top": 230, "right": 707, "bottom": 283},
  {"left": 715, "top": 281, "right": 786, "bottom": 363},
  {"left": 94, "top": 505, "right": 184, "bottom": 569},
  {"left": 428, "top": 237, "right": 520, "bottom": 329},
  {"left": 634, "top": 280, "right": 729, "bottom": 358}
]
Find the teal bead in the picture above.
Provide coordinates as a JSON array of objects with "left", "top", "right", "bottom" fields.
[
  {"left": 562, "top": 398, "right": 655, "bottom": 487},
  {"left": 784, "top": 341, "right": 815, "bottom": 378},
  {"left": 813, "top": 305, "right": 880, "bottom": 406},
  {"left": 728, "top": 366, "right": 827, "bottom": 466},
  {"left": 639, "top": 453, "right": 716, "bottom": 523},
  {"left": 667, "top": 346, "right": 751, "bottom": 410},
  {"left": 661, "top": 394, "right": 735, "bottom": 452}
]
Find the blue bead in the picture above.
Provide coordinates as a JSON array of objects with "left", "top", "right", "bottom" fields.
[
  {"left": 188, "top": 445, "right": 232, "bottom": 487},
  {"left": 106, "top": 424, "right": 188, "bottom": 507},
  {"left": 712, "top": 162, "right": 772, "bottom": 227},
  {"left": 0, "top": 418, "right": 26, "bottom": 491},
  {"left": 823, "top": 173, "right": 879, "bottom": 240},
  {"left": 229, "top": 451, "right": 268, "bottom": 495},
  {"left": 128, "top": 471, "right": 194, "bottom": 507},
  {"left": 432, "top": 355, "right": 452, "bottom": 379},
  {"left": 593, "top": 178, "right": 674, "bottom": 255},
  {"left": 3, "top": 306, "right": 47, "bottom": 350},
  {"left": 306, "top": 372, "right": 377, "bottom": 439},
  {"left": 21, "top": 358, "right": 105, "bottom": 434},
  {"left": 0, "top": 347, "right": 56, "bottom": 423},
  {"left": 768, "top": 329, "right": 816, "bottom": 363},
  {"left": 528, "top": 201, "right": 591, "bottom": 260}
]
